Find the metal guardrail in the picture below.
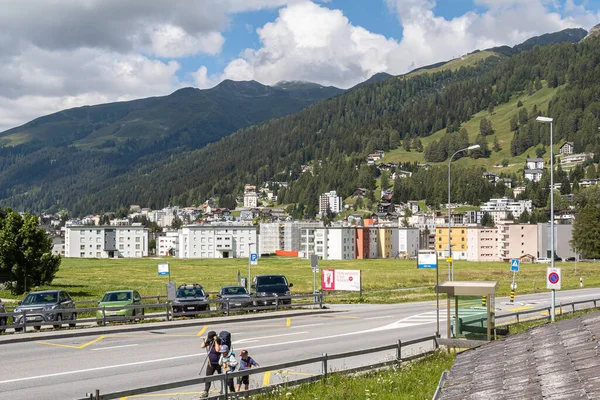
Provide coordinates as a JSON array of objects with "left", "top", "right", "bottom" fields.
[
  {"left": 0, "top": 293, "right": 325, "bottom": 333},
  {"left": 79, "top": 335, "right": 439, "bottom": 400},
  {"left": 495, "top": 296, "right": 600, "bottom": 326}
]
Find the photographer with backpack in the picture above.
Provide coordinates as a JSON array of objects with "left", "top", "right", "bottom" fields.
[{"left": 199, "top": 331, "right": 222, "bottom": 398}]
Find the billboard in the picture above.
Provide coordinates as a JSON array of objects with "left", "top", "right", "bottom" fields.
[{"left": 321, "top": 269, "right": 361, "bottom": 291}]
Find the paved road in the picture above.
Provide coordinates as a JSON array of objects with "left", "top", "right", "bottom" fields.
[{"left": 1, "top": 288, "right": 599, "bottom": 400}]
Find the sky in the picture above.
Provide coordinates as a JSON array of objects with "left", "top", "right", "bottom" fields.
[{"left": 1, "top": 0, "right": 600, "bottom": 132}]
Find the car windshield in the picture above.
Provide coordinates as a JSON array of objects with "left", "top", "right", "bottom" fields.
[
  {"left": 257, "top": 276, "right": 287, "bottom": 286},
  {"left": 23, "top": 292, "right": 58, "bottom": 305},
  {"left": 221, "top": 287, "right": 248, "bottom": 295},
  {"left": 177, "top": 288, "right": 205, "bottom": 298},
  {"left": 101, "top": 292, "right": 131, "bottom": 302}
]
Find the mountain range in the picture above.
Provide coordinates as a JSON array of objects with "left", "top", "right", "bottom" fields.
[{"left": 0, "top": 27, "right": 593, "bottom": 215}]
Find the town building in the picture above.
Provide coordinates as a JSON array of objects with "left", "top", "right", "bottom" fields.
[
  {"left": 466, "top": 227, "right": 498, "bottom": 262},
  {"left": 258, "top": 221, "right": 323, "bottom": 255},
  {"left": 524, "top": 169, "right": 543, "bottom": 182},
  {"left": 356, "top": 227, "right": 378, "bottom": 259},
  {"left": 537, "top": 223, "right": 575, "bottom": 260},
  {"left": 560, "top": 153, "right": 593, "bottom": 168},
  {"left": 497, "top": 223, "right": 538, "bottom": 261},
  {"left": 301, "top": 227, "right": 356, "bottom": 260},
  {"left": 397, "top": 228, "right": 420, "bottom": 258},
  {"left": 178, "top": 225, "right": 257, "bottom": 259},
  {"left": 480, "top": 198, "right": 533, "bottom": 223},
  {"left": 435, "top": 226, "right": 468, "bottom": 260},
  {"left": 65, "top": 226, "right": 149, "bottom": 258},
  {"left": 157, "top": 231, "right": 179, "bottom": 257},
  {"left": 319, "top": 191, "right": 342, "bottom": 216},
  {"left": 377, "top": 227, "right": 393, "bottom": 258},
  {"left": 526, "top": 158, "right": 544, "bottom": 170},
  {"left": 559, "top": 142, "right": 574, "bottom": 155},
  {"left": 243, "top": 191, "right": 259, "bottom": 208}
]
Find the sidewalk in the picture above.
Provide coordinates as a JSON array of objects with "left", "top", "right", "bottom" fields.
[{"left": 0, "top": 307, "right": 337, "bottom": 345}]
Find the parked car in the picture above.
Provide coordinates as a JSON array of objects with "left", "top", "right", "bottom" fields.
[
  {"left": 0, "top": 300, "right": 6, "bottom": 333},
  {"left": 251, "top": 274, "right": 293, "bottom": 307},
  {"left": 217, "top": 285, "right": 252, "bottom": 312},
  {"left": 172, "top": 284, "right": 209, "bottom": 315},
  {"left": 563, "top": 257, "right": 576, "bottom": 262},
  {"left": 13, "top": 290, "right": 77, "bottom": 330},
  {"left": 536, "top": 258, "right": 552, "bottom": 264},
  {"left": 96, "top": 290, "right": 143, "bottom": 324}
]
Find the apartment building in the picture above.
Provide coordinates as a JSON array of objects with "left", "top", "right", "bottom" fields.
[
  {"left": 355, "top": 227, "right": 378, "bottom": 259},
  {"left": 537, "top": 223, "right": 575, "bottom": 260},
  {"left": 377, "top": 227, "right": 394, "bottom": 258},
  {"left": 178, "top": 225, "right": 257, "bottom": 259},
  {"left": 497, "top": 223, "right": 538, "bottom": 261},
  {"left": 319, "top": 191, "right": 342, "bottom": 216},
  {"left": 466, "top": 227, "right": 498, "bottom": 261},
  {"left": 435, "top": 226, "right": 468, "bottom": 260},
  {"left": 301, "top": 227, "right": 356, "bottom": 260},
  {"left": 65, "top": 226, "right": 149, "bottom": 258},
  {"left": 259, "top": 221, "right": 323, "bottom": 255},
  {"left": 480, "top": 198, "right": 533, "bottom": 223},
  {"left": 397, "top": 228, "right": 420, "bottom": 258},
  {"left": 243, "top": 191, "right": 258, "bottom": 208},
  {"left": 157, "top": 231, "right": 179, "bottom": 257}
]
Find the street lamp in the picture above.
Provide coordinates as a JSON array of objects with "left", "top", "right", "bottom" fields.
[
  {"left": 536, "top": 116, "right": 556, "bottom": 322},
  {"left": 447, "top": 144, "right": 480, "bottom": 280}
]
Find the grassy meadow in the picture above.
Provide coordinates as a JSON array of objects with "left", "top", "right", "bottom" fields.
[{"left": 1, "top": 256, "right": 597, "bottom": 303}]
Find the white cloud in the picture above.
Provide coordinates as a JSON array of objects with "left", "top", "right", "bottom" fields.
[{"left": 212, "top": 0, "right": 599, "bottom": 89}]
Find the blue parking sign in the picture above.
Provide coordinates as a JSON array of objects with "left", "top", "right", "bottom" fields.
[{"left": 250, "top": 253, "right": 258, "bottom": 265}]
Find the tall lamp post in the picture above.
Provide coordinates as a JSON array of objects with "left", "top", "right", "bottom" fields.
[
  {"left": 448, "top": 144, "right": 480, "bottom": 280},
  {"left": 536, "top": 116, "right": 556, "bottom": 322}
]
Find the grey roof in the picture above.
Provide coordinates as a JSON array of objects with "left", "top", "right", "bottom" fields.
[
  {"left": 526, "top": 158, "right": 544, "bottom": 162},
  {"left": 440, "top": 311, "right": 600, "bottom": 399}
]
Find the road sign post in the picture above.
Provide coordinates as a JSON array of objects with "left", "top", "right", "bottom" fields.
[
  {"left": 158, "top": 263, "right": 170, "bottom": 282},
  {"left": 547, "top": 267, "right": 562, "bottom": 322},
  {"left": 311, "top": 255, "right": 319, "bottom": 306},
  {"left": 248, "top": 252, "right": 258, "bottom": 290},
  {"left": 510, "top": 259, "right": 519, "bottom": 304},
  {"left": 417, "top": 250, "right": 439, "bottom": 337}
]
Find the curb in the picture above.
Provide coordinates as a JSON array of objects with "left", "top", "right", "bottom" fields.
[{"left": 0, "top": 308, "right": 337, "bottom": 345}]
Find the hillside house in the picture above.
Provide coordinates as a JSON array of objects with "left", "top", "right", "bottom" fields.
[
  {"left": 560, "top": 153, "right": 593, "bottom": 167},
  {"left": 526, "top": 158, "right": 544, "bottom": 169},
  {"left": 483, "top": 172, "right": 498, "bottom": 183},
  {"left": 559, "top": 142, "right": 574, "bottom": 155},
  {"left": 524, "top": 169, "right": 543, "bottom": 182}
]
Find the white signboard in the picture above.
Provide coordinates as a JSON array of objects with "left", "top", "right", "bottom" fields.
[
  {"left": 158, "top": 263, "right": 170, "bottom": 276},
  {"left": 321, "top": 269, "right": 361, "bottom": 291},
  {"left": 547, "top": 267, "right": 561, "bottom": 290},
  {"left": 417, "top": 250, "right": 437, "bottom": 269}
]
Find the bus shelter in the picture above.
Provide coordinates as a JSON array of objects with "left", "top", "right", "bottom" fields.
[{"left": 435, "top": 281, "right": 499, "bottom": 341}]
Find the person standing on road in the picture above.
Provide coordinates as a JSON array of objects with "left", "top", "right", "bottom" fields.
[
  {"left": 200, "top": 331, "right": 222, "bottom": 398},
  {"left": 218, "top": 344, "right": 237, "bottom": 393},
  {"left": 236, "top": 349, "right": 260, "bottom": 392}
]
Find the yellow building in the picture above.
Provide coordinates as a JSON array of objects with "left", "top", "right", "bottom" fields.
[
  {"left": 435, "top": 226, "right": 468, "bottom": 260},
  {"left": 377, "top": 227, "right": 393, "bottom": 258}
]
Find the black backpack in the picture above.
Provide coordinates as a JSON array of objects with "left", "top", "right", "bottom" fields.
[{"left": 219, "top": 330, "right": 232, "bottom": 349}]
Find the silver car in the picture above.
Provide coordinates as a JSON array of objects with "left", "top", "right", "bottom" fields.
[
  {"left": 217, "top": 285, "right": 252, "bottom": 312},
  {"left": 13, "top": 290, "right": 77, "bottom": 331}
]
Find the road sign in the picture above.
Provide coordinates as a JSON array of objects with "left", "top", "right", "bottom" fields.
[
  {"left": 417, "top": 250, "right": 437, "bottom": 269},
  {"left": 250, "top": 253, "right": 258, "bottom": 265},
  {"left": 158, "top": 263, "right": 170, "bottom": 276},
  {"left": 310, "top": 254, "right": 319, "bottom": 269},
  {"left": 446, "top": 257, "right": 452, "bottom": 263},
  {"left": 547, "top": 267, "right": 562, "bottom": 290},
  {"left": 321, "top": 269, "right": 361, "bottom": 291},
  {"left": 510, "top": 259, "right": 520, "bottom": 272}
]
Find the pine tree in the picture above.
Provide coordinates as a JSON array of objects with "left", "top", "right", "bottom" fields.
[{"left": 493, "top": 136, "right": 501, "bottom": 152}]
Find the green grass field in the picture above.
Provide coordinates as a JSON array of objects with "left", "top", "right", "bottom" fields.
[{"left": 1, "top": 257, "right": 597, "bottom": 304}]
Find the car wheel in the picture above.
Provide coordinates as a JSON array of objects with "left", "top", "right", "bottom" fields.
[
  {"left": 53, "top": 314, "right": 62, "bottom": 329},
  {"left": 69, "top": 313, "right": 77, "bottom": 328},
  {"left": 0, "top": 317, "right": 6, "bottom": 333}
]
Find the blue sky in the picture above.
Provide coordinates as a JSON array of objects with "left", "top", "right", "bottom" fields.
[{"left": 1, "top": 0, "right": 600, "bottom": 131}]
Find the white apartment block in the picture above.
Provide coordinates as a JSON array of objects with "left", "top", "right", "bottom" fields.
[
  {"left": 178, "top": 225, "right": 257, "bottom": 259},
  {"left": 259, "top": 222, "right": 324, "bottom": 255},
  {"left": 157, "top": 231, "right": 179, "bottom": 257},
  {"left": 319, "top": 191, "right": 342, "bottom": 216},
  {"left": 560, "top": 153, "right": 593, "bottom": 168},
  {"left": 65, "top": 226, "right": 149, "bottom": 258},
  {"left": 398, "top": 228, "right": 420, "bottom": 258},
  {"left": 466, "top": 227, "right": 498, "bottom": 262},
  {"left": 301, "top": 227, "right": 355, "bottom": 260},
  {"left": 524, "top": 169, "right": 543, "bottom": 182},
  {"left": 526, "top": 158, "right": 544, "bottom": 169},
  {"left": 480, "top": 198, "right": 532, "bottom": 223},
  {"left": 147, "top": 207, "right": 178, "bottom": 227},
  {"left": 407, "top": 213, "right": 436, "bottom": 231},
  {"left": 244, "top": 192, "right": 258, "bottom": 208}
]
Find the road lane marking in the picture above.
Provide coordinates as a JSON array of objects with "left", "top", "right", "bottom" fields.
[
  {"left": 263, "top": 371, "right": 271, "bottom": 386},
  {"left": 365, "top": 316, "right": 392, "bottom": 320},
  {"left": 290, "top": 323, "right": 325, "bottom": 329},
  {"left": 196, "top": 326, "right": 208, "bottom": 337},
  {"left": 286, "top": 318, "right": 291, "bottom": 327},
  {"left": 319, "top": 315, "right": 360, "bottom": 319},
  {"left": 234, "top": 331, "right": 307, "bottom": 344},
  {"left": 507, "top": 305, "right": 534, "bottom": 312},
  {"left": 36, "top": 335, "right": 105, "bottom": 349},
  {"left": 92, "top": 344, "right": 138, "bottom": 351}
]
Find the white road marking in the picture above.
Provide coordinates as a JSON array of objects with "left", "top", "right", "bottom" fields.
[
  {"left": 91, "top": 344, "right": 139, "bottom": 351},
  {"left": 365, "top": 316, "right": 392, "bottom": 320},
  {"left": 290, "top": 323, "right": 325, "bottom": 328}
]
